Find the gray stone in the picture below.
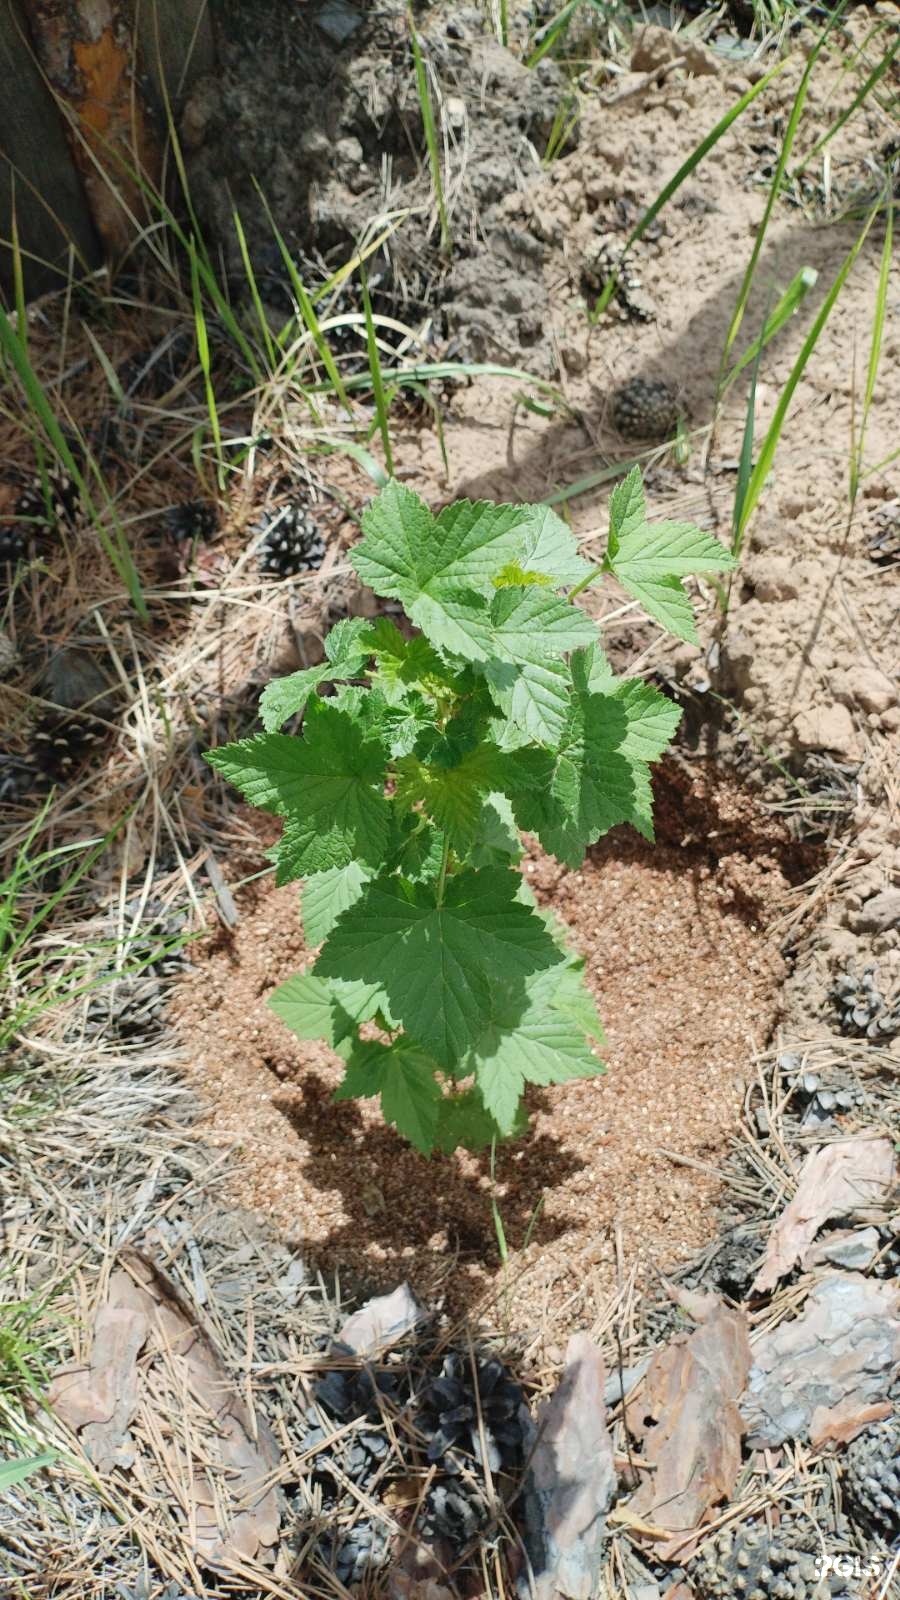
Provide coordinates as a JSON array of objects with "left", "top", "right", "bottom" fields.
[
  {"left": 853, "top": 888, "right": 900, "bottom": 934},
  {"left": 519, "top": 1333, "right": 616, "bottom": 1600},
  {"left": 803, "top": 1227, "right": 880, "bottom": 1272}
]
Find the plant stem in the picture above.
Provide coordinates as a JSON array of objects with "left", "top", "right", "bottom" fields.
[{"left": 567, "top": 563, "right": 605, "bottom": 602}]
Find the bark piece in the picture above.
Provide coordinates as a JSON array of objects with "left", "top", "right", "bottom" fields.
[
  {"left": 623, "top": 1302, "right": 751, "bottom": 1560},
  {"left": 519, "top": 1332, "right": 616, "bottom": 1600},
  {"left": 50, "top": 1251, "right": 281, "bottom": 1568},
  {"left": 48, "top": 1299, "right": 148, "bottom": 1471},
  {"left": 752, "top": 1135, "right": 897, "bottom": 1293},
  {"left": 338, "top": 1281, "right": 423, "bottom": 1355},
  {"left": 741, "top": 1272, "right": 900, "bottom": 1449}
]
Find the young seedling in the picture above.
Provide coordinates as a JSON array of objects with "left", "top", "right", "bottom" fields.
[{"left": 206, "top": 470, "right": 734, "bottom": 1155}]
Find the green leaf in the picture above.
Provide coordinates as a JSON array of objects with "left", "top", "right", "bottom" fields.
[
  {"left": 549, "top": 960, "right": 606, "bottom": 1044},
  {"left": 207, "top": 701, "right": 390, "bottom": 882},
  {"left": 509, "top": 680, "right": 676, "bottom": 866},
  {"left": 360, "top": 616, "right": 447, "bottom": 693},
  {"left": 352, "top": 484, "right": 592, "bottom": 659},
  {"left": 0, "top": 1452, "right": 57, "bottom": 1491},
  {"left": 433, "top": 1088, "right": 512, "bottom": 1153},
  {"left": 395, "top": 742, "right": 511, "bottom": 852},
  {"left": 471, "top": 969, "right": 604, "bottom": 1135},
  {"left": 469, "top": 794, "right": 522, "bottom": 868},
  {"left": 569, "top": 659, "right": 682, "bottom": 764},
  {"left": 259, "top": 618, "right": 372, "bottom": 730},
  {"left": 301, "top": 861, "right": 371, "bottom": 945},
  {"left": 269, "top": 970, "right": 386, "bottom": 1051},
  {"left": 485, "top": 655, "right": 572, "bottom": 746},
  {"left": 334, "top": 1037, "right": 442, "bottom": 1154},
  {"left": 487, "top": 586, "right": 598, "bottom": 660},
  {"left": 316, "top": 868, "right": 561, "bottom": 1067},
  {"left": 605, "top": 467, "right": 735, "bottom": 645}
]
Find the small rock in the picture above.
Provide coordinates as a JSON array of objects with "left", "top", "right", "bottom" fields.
[
  {"left": 791, "top": 704, "right": 860, "bottom": 760},
  {"left": 834, "top": 665, "right": 896, "bottom": 716},
  {"left": 852, "top": 887, "right": 900, "bottom": 935},
  {"left": 631, "top": 24, "right": 719, "bottom": 76},
  {"left": 803, "top": 1227, "right": 881, "bottom": 1273}
]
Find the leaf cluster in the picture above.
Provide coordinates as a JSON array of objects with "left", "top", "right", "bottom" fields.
[{"left": 206, "top": 470, "right": 733, "bottom": 1153}]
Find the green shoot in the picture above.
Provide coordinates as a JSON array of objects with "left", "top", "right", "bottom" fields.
[
  {"left": 206, "top": 471, "right": 734, "bottom": 1155},
  {"left": 720, "top": 267, "right": 818, "bottom": 397},
  {"left": 527, "top": 0, "right": 581, "bottom": 68},
  {"left": 408, "top": 6, "right": 450, "bottom": 254},
  {"left": 232, "top": 206, "right": 277, "bottom": 372},
  {"left": 360, "top": 267, "right": 394, "bottom": 477},
  {"left": 733, "top": 202, "right": 878, "bottom": 549},
  {"left": 189, "top": 236, "right": 226, "bottom": 491},
  {"left": 850, "top": 192, "right": 892, "bottom": 510}
]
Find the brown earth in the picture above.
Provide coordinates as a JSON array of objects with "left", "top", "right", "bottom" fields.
[{"left": 174, "top": 762, "right": 790, "bottom": 1331}]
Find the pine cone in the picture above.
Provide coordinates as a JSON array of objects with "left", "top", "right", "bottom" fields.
[
  {"left": 690, "top": 1517, "right": 821, "bottom": 1599},
  {"left": 843, "top": 1413, "right": 900, "bottom": 1539},
  {"left": 32, "top": 712, "right": 107, "bottom": 780},
  {"left": 611, "top": 376, "right": 680, "bottom": 439},
  {"left": 163, "top": 500, "right": 219, "bottom": 545},
  {"left": 257, "top": 504, "right": 326, "bottom": 577},
  {"left": 417, "top": 1349, "right": 526, "bottom": 1476},
  {"left": 830, "top": 965, "right": 900, "bottom": 1041},
  {"left": 16, "top": 469, "right": 80, "bottom": 532},
  {"left": 0, "top": 524, "right": 28, "bottom": 569}
]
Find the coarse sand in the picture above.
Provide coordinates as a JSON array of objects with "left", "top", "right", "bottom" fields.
[{"left": 174, "top": 761, "right": 794, "bottom": 1338}]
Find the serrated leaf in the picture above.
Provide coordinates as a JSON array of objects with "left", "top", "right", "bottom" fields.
[
  {"left": 352, "top": 484, "right": 593, "bottom": 659},
  {"left": 315, "top": 868, "right": 561, "bottom": 1067},
  {"left": 471, "top": 970, "right": 604, "bottom": 1135},
  {"left": 568, "top": 665, "right": 682, "bottom": 764},
  {"left": 573, "top": 641, "right": 616, "bottom": 693},
  {"left": 488, "top": 586, "right": 598, "bottom": 660},
  {"left": 509, "top": 683, "right": 672, "bottom": 866},
  {"left": 259, "top": 618, "right": 372, "bottom": 731},
  {"left": 469, "top": 794, "right": 522, "bottom": 868},
  {"left": 334, "top": 1037, "right": 442, "bottom": 1154},
  {"left": 549, "top": 960, "right": 606, "bottom": 1044},
  {"left": 208, "top": 701, "right": 390, "bottom": 882},
  {"left": 605, "top": 469, "right": 735, "bottom": 645},
  {"left": 360, "top": 616, "right": 447, "bottom": 692},
  {"left": 301, "top": 862, "right": 371, "bottom": 945},
  {"left": 485, "top": 655, "right": 572, "bottom": 746},
  {"left": 395, "top": 743, "right": 510, "bottom": 852},
  {"left": 269, "top": 970, "right": 385, "bottom": 1051},
  {"left": 433, "top": 1088, "right": 512, "bottom": 1154}
]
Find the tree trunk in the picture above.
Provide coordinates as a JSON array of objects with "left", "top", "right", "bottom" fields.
[{"left": 24, "top": 0, "right": 161, "bottom": 259}]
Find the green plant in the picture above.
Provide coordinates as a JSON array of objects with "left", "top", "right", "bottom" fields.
[{"left": 206, "top": 471, "right": 734, "bottom": 1155}]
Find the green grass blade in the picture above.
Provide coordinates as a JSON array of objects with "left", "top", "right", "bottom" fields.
[
  {"left": 736, "top": 205, "right": 878, "bottom": 544},
  {"left": 731, "top": 298, "right": 767, "bottom": 560},
  {"left": 527, "top": 0, "right": 580, "bottom": 67},
  {"left": 232, "top": 207, "right": 277, "bottom": 372},
  {"left": 851, "top": 189, "right": 892, "bottom": 504},
  {"left": 591, "top": 59, "right": 787, "bottom": 319},
  {"left": 792, "top": 34, "right": 900, "bottom": 179},
  {"left": 255, "top": 191, "right": 352, "bottom": 415},
  {"left": 189, "top": 237, "right": 226, "bottom": 491},
  {"left": 360, "top": 266, "right": 394, "bottom": 476},
  {"left": 0, "top": 1453, "right": 57, "bottom": 1491},
  {"left": 722, "top": 267, "right": 817, "bottom": 395},
  {"left": 408, "top": 7, "right": 450, "bottom": 253}
]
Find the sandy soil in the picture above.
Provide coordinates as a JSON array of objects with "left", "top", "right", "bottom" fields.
[{"left": 174, "top": 762, "right": 790, "bottom": 1329}]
